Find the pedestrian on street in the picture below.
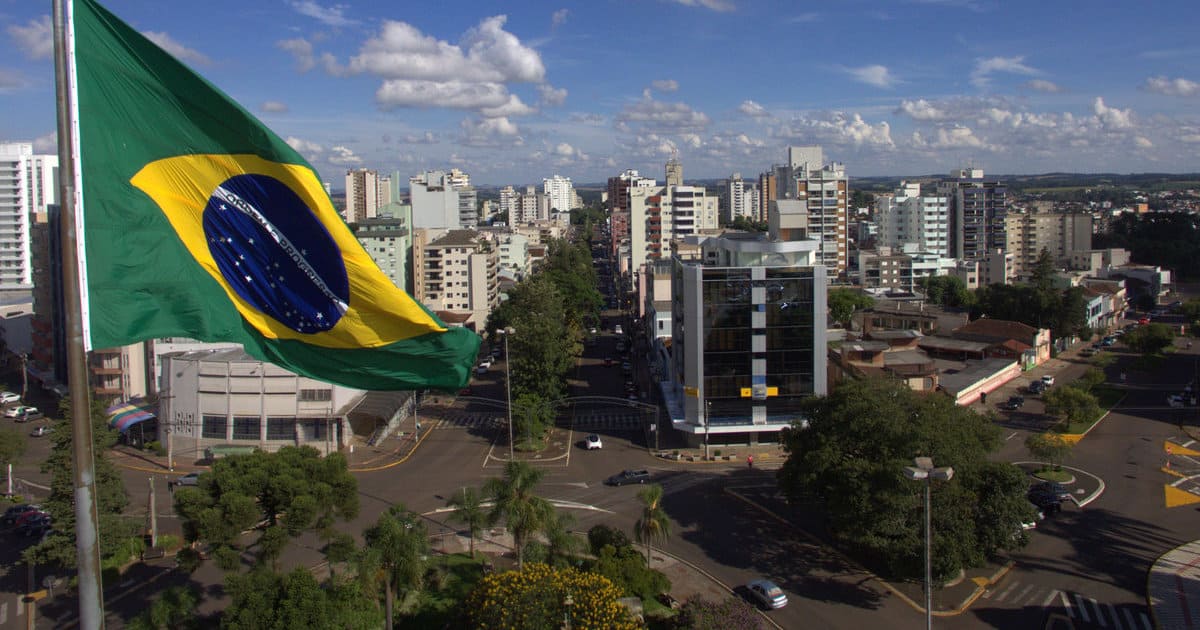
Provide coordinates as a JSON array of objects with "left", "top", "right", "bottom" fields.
[{"left": 747, "top": 454, "right": 754, "bottom": 470}]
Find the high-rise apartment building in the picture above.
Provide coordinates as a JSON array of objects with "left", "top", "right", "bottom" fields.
[
  {"left": 410, "top": 169, "right": 477, "bottom": 229},
  {"left": 625, "top": 158, "right": 718, "bottom": 284},
  {"left": 723, "top": 173, "right": 760, "bottom": 224},
  {"left": 414, "top": 229, "right": 499, "bottom": 331},
  {"left": 757, "top": 172, "right": 776, "bottom": 223},
  {"left": 344, "top": 168, "right": 385, "bottom": 223},
  {"left": 542, "top": 175, "right": 575, "bottom": 213},
  {"left": 1004, "top": 212, "right": 1093, "bottom": 278},
  {"left": 938, "top": 168, "right": 1009, "bottom": 261},
  {"left": 354, "top": 214, "right": 410, "bottom": 292},
  {"left": 665, "top": 153, "right": 683, "bottom": 187},
  {"left": 1, "top": 143, "right": 57, "bottom": 291},
  {"left": 875, "top": 181, "right": 951, "bottom": 257},
  {"left": 499, "top": 185, "right": 519, "bottom": 222},
  {"left": 784, "top": 147, "right": 848, "bottom": 277}
]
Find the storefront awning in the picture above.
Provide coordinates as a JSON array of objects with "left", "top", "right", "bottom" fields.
[{"left": 107, "top": 398, "right": 157, "bottom": 433}]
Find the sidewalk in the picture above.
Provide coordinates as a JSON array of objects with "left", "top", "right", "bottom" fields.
[{"left": 1149, "top": 540, "right": 1200, "bottom": 628}]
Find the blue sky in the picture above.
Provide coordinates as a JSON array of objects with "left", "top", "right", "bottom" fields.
[{"left": 3, "top": 0, "right": 1200, "bottom": 186}]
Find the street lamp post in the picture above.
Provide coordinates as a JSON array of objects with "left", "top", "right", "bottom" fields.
[
  {"left": 904, "top": 456, "right": 954, "bottom": 630},
  {"left": 703, "top": 400, "right": 711, "bottom": 460},
  {"left": 498, "top": 327, "right": 515, "bottom": 460}
]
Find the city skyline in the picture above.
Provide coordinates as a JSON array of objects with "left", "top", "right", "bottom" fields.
[{"left": 2, "top": 0, "right": 1200, "bottom": 186}]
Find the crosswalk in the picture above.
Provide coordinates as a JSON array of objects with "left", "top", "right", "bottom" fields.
[{"left": 982, "top": 579, "right": 1151, "bottom": 629}]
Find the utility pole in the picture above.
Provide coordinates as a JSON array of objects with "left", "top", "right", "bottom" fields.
[{"left": 148, "top": 476, "right": 157, "bottom": 548}]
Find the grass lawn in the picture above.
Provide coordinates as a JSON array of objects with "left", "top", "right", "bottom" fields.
[{"left": 1032, "top": 468, "right": 1074, "bottom": 482}]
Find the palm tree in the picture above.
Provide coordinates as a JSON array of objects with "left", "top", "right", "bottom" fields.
[
  {"left": 634, "top": 484, "right": 670, "bottom": 566},
  {"left": 363, "top": 504, "right": 429, "bottom": 630},
  {"left": 484, "top": 459, "right": 555, "bottom": 569},
  {"left": 542, "top": 510, "right": 583, "bottom": 568},
  {"left": 446, "top": 486, "right": 486, "bottom": 559}
]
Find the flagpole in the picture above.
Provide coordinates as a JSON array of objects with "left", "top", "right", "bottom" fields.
[{"left": 52, "top": 0, "right": 107, "bottom": 627}]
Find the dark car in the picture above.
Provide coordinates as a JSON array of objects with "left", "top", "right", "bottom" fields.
[
  {"left": 1027, "top": 489, "right": 1063, "bottom": 513},
  {"left": 605, "top": 469, "right": 651, "bottom": 486},
  {"left": 15, "top": 514, "right": 51, "bottom": 537},
  {"left": 1030, "top": 481, "right": 1071, "bottom": 502},
  {"left": 2, "top": 504, "right": 40, "bottom": 526},
  {"left": 1002, "top": 396, "right": 1025, "bottom": 411},
  {"left": 1027, "top": 380, "right": 1047, "bottom": 395}
]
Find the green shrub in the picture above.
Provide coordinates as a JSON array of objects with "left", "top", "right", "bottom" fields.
[
  {"left": 588, "top": 524, "right": 632, "bottom": 556},
  {"left": 145, "top": 441, "right": 166, "bottom": 456}
]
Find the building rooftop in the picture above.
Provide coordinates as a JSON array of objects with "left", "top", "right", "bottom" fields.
[
  {"left": 938, "top": 358, "right": 1018, "bottom": 394},
  {"left": 918, "top": 337, "right": 991, "bottom": 353},
  {"left": 954, "top": 318, "right": 1040, "bottom": 340},
  {"left": 428, "top": 229, "right": 482, "bottom": 248}
]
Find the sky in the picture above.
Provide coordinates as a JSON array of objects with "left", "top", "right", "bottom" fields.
[{"left": 3, "top": 0, "right": 1200, "bottom": 187}]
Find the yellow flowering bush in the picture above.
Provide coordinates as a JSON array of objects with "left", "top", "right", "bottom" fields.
[{"left": 464, "top": 562, "right": 640, "bottom": 629}]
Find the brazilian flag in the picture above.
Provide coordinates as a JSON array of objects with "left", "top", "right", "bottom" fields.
[{"left": 70, "top": 0, "right": 479, "bottom": 390}]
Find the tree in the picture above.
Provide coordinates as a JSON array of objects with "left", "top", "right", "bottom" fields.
[
  {"left": 362, "top": 505, "right": 429, "bottom": 630},
  {"left": 587, "top": 524, "right": 631, "bottom": 555},
  {"left": 673, "top": 596, "right": 763, "bottom": 630},
  {"left": 222, "top": 568, "right": 380, "bottom": 630},
  {"left": 1024, "top": 432, "right": 1074, "bottom": 471},
  {"left": 1123, "top": 322, "right": 1176, "bottom": 355},
  {"left": 920, "top": 276, "right": 973, "bottom": 309},
  {"left": 827, "top": 288, "right": 874, "bottom": 329},
  {"left": 464, "top": 563, "right": 638, "bottom": 630},
  {"left": 538, "top": 510, "right": 584, "bottom": 569},
  {"left": 445, "top": 486, "right": 486, "bottom": 559},
  {"left": 1041, "top": 386, "right": 1101, "bottom": 430},
  {"left": 484, "top": 460, "right": 555, "bottom": 570},
  {"left": 776, "top": 377, "right": 1029, "bottom": 581},
  {"left": 25, "top": 397, "right": 136, "bottom": 573},
  {"left": 512, "top": 392, "right": 554, "bottom": 449},
  {"left": 965, "top": 462, "right": 1041, "bottom": 553},
  {"left": 127, "top": 586, "right": 200, "bottom": 630},
  {"left": 1076, "top": 367, "right": 1106, "bottom": 392},
  {"left": 488, "top": 275, "right": 576, "bottom": 401},
  {"left": 634, "top": 483, "right": 670, "bottom": 565},
  {"left": 1029, "top": 248, "right": 1057, "bottom": 292},
  {"left": 173, "top": 446, "right": 359, "bottom": 571},
  {"left": 590, "top": 544, "right": 671, "bottom": 601}
]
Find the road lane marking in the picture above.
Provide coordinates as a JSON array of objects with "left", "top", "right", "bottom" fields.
[
  {"left": 1139, "top": 611, "right": 1152, "bottom": 630},
  {"left": 1059, "top": 591, "right": 1074, "bottom": 617},
  {"left": 1122, "top": 607, "right": 1137, "bottom": 629},
  {"left": 1075, "top": 594, "right": 1092, "bottom": 623},
  {"left": 1043, "top": 589, "right": 1062, "bottom": 607},
  {"left": 1015, "top": 583, "right": 1036, "bottom": 603},
  {"left": 995, "top": 581, "right": 1019, "bottom": 601},
  {"left": 1007, "top": 431, "right": 1019, "bottom": 441}
]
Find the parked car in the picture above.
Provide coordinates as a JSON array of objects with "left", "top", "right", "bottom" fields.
[
  {"left": 614, "top": 325, "right": 624, "bottom": 335},
  {"left": 1041, "top": 375, "right": 1055, "bottom": 386},
  {"left": 15, "top": 514, "right": 51, "bottom": 537},
  {"left": 1169, "top": 394, "right": 1197, "bottom": 407},
  {"left": 475, "top": 364, "right": 489, "bottom": 376},
  {"left": 746, "top": 579, "right": 789, "bottom": 610},
  {"left": 4, "top": 405, "right": 36, "bottom": 418},
  {"left": 0, "top": 392, "right": 20, "bottom": 405},
  {"left": 30, "top": 425, "right": 52, "bottom": 437},
  {"left": 1030, "top": 481, "right": 1072, "bottom": 502},
  {"left": 2, "top": 504, "right": 41, "bottom": 526},
  {"left": 605, "top": 469, "right": 650, "bottom": 486},
  {"left": 621, "top": 361, "right": 633, "bottom": 372},
  {"left": 1002, "top": 396, "right": 1025, "bottom": 411},
  {"left": 14, "top": 407, "right": 43, "bottom": 422},
  {"left": 1100, "top": 337, "right": 1116, "bottom": 347},
  {"left": 1027, "top": 380, "right": 1047, "bottom": 395},
  {"left": 584, "top": 434, "right": 603, "bottom": 450},
  {"left": 604, "top": 357, "right": 614, "bottom": 367},
  {"left": 12, "top": 509, "right": 50, "bottom": 529},
  {"left": 169, "top": 472, "right": 201, "bottom": 489}
]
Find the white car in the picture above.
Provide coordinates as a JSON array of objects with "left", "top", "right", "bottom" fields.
[
  {"left": 584, "top": 434, "right": 603, "bottom": 450},
  {"left": 0, "top": 392, "right": 20, "bottom": 405},
  {"left": 4, "top": 405, "right": 36, "bottom": 418},
  {"left": 1041, "top": 375, "right": 1055, "bottom": 386},
  {"left": 614, "top": 324, "right": 623, "bottom": 335}
]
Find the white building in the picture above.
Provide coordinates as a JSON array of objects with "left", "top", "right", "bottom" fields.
[
  {"left": 498, "top": 185, "right": 519, "bottom": 222},
  {"left": 543, "top": 175, "right": 575, "bottom": 214},
  {"left": 415, "top": 229, "right": 499, "bottom": 330},
  {"left": 410, "top": 169, "right": 477, "bottom": 229},
  {"left": 0, "top": 143, "right": 57, "bottom": 291},
  {"left": 876, "top": 181, "right": 951, "bottom": 258}
]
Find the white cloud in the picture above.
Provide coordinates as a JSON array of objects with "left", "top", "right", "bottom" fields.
[
  {"left": 349, "top": 17, "right": 544, "bottom": 83},
  {"left": 537, "top": 84, "right": 568, "bottom": 106},
  {"left": 789, "top": 12, "right": 820, "bottom": 23},
  {"left": 285, "top": 136, "right": 323, "bottom": 154},
  {"left": 401, "top": 132, "right": 438, "bottom": 144},
  {"left": 32, "top": 132, "right": 56, "bottom": 153},
  {"left": 970, "top": 55, "right": 1039, "bottom": 89},
  {"left": 327, "top": 146, "right": 362, "bottom": 165},
  {"left": 1143, "top": 76, "right": 1200, "bottom": 97},
  {"left": 651, "top": 79, "right": 679, "bottom": 93},
  {"left": 1093, "top": 97, "right": 1133, "bottom": 130},
  {"left": 142, "top": 32, "right": 211, "bottom": 65},
  {"left": 459, "top": 116, "right": 524, "bottom": 147},
  {"left": 7, "top": 15, "right": 53, "bottom": 60},
  {"left": 738, "top": 100, "right": 769, "bottom": 118},
  {"left": 278, "top": 38, "right": 316, "bottom": 72},
  {"left": 774, "top": 111, "right": 894, "bottom": 148},
  {"left": 289, "top": 1, "right": 358, "bottom": 27},
  {"left": 1135, "top": 136, "right": 1153, "bottom": 148},
  {"left": 846, "top": 65, "right": 896, "bottom": 88},
  {"left": 1025, "top": 79, "right": 1063, "bottom": 93},
  {"left": 375, "top": 79, "right": 530, "bottom": 113},
  {"left": 616, "top": 93, "right": 710, "bottom": 131},
  {"left": 261, "top": 101, "right": 289, "bottom": 113},
  {"left": 668, "top": 0, "right": 736, "bottom": 12},
  {"left": 897, "top": 99, "right": 948, "bottom": 121},
  {"left": 569, "top": 112, "right": 606, "bottom": 125},
  {"left": 911, "top": 125, "right": 988, "bottom": 150},
  {"left": 551, "top": 9, "right": 569, "bottom": 27}
]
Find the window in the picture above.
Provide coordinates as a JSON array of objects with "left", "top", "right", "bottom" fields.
[
  {"left": 299, "top": 389, "right": 332, "bottom": 402},
  {"left": 201, "top": 415, "right": 227, "bottom": 439},
  {"left": 232, "top": 416, "right": 259, "bottom": 440},
  {"left": 266, "top": 417, "right": 295, "bottom": 440},
  {"left": 308, "top": 419, "right": 327, "bottom": 439}
]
